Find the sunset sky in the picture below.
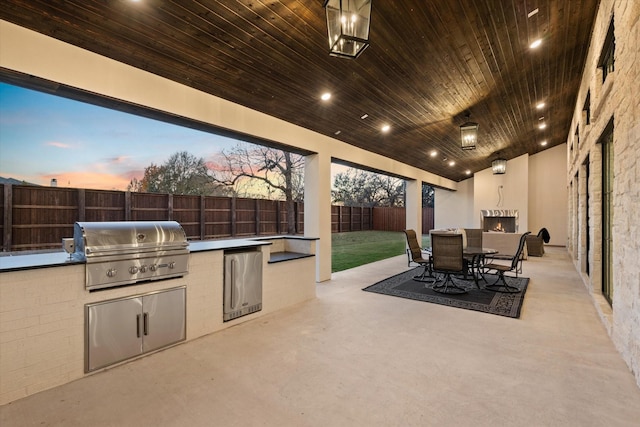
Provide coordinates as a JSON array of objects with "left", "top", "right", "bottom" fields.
[{"left": 0, "top": 83, "right": 246, "bottom": 190}]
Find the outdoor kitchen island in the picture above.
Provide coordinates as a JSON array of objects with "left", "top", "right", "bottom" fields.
[{"left": 0, "top": 235, "right": 318, "bottom": 405}]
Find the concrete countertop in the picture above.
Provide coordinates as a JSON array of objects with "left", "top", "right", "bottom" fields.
[
  {"left": 0, "top": 251, "right": 80, "bottom": 272},
  {"left": 0, "top": 238, "right": 273, "bottom": 273}
]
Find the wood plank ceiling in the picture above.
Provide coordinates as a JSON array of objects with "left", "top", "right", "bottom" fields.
[{"left": 0, "top": 0, "right": 598, "bottom": 182}]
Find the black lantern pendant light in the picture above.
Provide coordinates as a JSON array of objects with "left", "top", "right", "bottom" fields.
[
  {"left": 323, "top": 0, "right": 372, "bottom": 59},
  {"left": 492, "top": 158, "right": 507, "bottom": 174},
  {"left": 460, "top": 111, "right": 478, "bottom": 150}
]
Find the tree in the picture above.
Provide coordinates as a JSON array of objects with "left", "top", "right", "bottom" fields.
[
  {"left": 128, "top": 151, "right": 227, "bottom": 196},
  {"left": 422, "top": 184, "right": 435, "bottom": 208},
  {"left": 332, "top": 169, "right": 405, "bottom": 207},
  {"left": 210, "top": 143, "right": 304, "bottom": 234}
]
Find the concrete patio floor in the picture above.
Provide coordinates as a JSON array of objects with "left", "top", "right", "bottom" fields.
[{"left": 2, "top": 247, "right": 639, "bottom": 426}]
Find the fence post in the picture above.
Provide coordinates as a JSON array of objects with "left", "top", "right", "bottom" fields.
[
  {"left": 230, "top": 197, "right": 237, "bottom": 237},
  {"left": 200, "top": 195, "right": 206, "bottom": 240},
  {"left": 3, "top": 184, "right": 12, "bottom": 252},
  {"left": 77, "top": 189, "right": 86, "bottom": 222},
  {"left": 168, "top": 194, "right": 173, "bottom": 220},
  {"left": 276, "top": 201, "right": 281, "bottom": 234},
  {"left": 350, "top": 206, "right": 354, "bottom": 232},
  {"left": 255, "top": 199, "right": 260, "bottom": 236},
  {"left": 125, "top": 192, "right": 132, "bottom": 221}
]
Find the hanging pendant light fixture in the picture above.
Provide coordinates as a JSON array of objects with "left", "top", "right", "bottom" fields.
[
  {"left": 323, "top": 0, "right": 372, "bottom": 59},
  {"left": 460, "top": 111, "right": 478, "bottom": 150},
  {"left": 492, "top": 158, "right": 507, "bottom": 174}
]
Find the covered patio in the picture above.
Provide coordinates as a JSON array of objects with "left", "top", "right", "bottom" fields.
[
  {"left": 2, "top": 247, "right": 639, "bottom": 426},
  {"left": 1, "top": 0, "right": 639, "bottom": 418}
]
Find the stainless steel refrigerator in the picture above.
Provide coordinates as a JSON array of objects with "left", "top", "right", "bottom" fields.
[{"left": 223, "top": 251, "right": 263, "bottom": 321}]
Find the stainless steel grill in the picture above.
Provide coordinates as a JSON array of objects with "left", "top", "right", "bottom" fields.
[{"left": 71, "top": 221, "right": 189, "bottom": 290}]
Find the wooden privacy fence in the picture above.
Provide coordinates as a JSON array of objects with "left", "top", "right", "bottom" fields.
[
  {"left": 372, "top": 206, "right": 434, "bottom": 233},
  {"left": 1, "top": 184, "right": 304, "bottom": 251},
  {"left": 0, "top": 184, "right": 433, "bottom": 251}
]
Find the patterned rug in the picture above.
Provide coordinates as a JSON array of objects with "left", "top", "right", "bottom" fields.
[{"left": 362, "top": 268, "right": 529, "bottom": 318}]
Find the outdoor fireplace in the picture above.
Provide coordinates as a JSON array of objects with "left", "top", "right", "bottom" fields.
[{"left": 480, "top": 210, "right": 518, "bottom": 233}]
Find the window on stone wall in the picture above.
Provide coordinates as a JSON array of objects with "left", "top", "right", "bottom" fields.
[
  {"left": 582, "top": 91, "right": 591, "bottom": 125},
  {"left": 600, "top": 118, "right": 614, "bottom": 306},
  {"left": 575, "top": 125, "right": 580, "bottom": 146},
  {"left": 598, "top": 17, "right": 615, "bottom": 83}
]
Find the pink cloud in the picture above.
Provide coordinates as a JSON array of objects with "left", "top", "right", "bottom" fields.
[
  {"left": 46, "top": 141, "right": 72, "bottom": 149},
  {"left": 43, "top": 171, "right": 134, "bottom": 191}
]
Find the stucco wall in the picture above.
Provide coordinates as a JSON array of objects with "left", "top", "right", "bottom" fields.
[
  {"left": 528, "top": 144, "right": 568, "bottom": 246},
  {"left": 474, "top": 154, "right": 529, "bottom": 232},
  {"left": 434, "top": 178, "right": 474, "bottom": 229},
  {"left": 436, "top": 148, "right": 567, "bottom": 241}
]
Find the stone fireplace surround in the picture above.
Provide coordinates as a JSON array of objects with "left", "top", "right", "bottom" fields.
[{"left": 480, "top": 209, "right": 519, "bottom": 233}]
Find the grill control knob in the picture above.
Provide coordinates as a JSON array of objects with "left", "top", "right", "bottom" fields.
[
  {"left": 129, "top": 266, "right": 139, "bottom": 275},
  {"left": 149, "top": 264, "right": 157, "bottom": 272},
  {"left": 139, "top": 265, "right": 147, "bottom": 273},
  {"left": 107, "top": 268, "right": 117, "bottom": 278},
  {"left": 168, "top": 261, "right": 176, "bottom": 269}
]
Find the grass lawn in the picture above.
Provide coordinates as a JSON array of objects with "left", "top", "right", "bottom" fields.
[{"left": 331, "top": 230, "right": 430, "bottom": 273}]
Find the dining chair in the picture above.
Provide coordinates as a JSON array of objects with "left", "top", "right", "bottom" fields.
[
  {"left": 431, "top": 233, "right": 467, "bottom": 294},
  {"left": 482, "top": 231, "right": 531, "bottom": 293},
  {"left": 403, "top": 229, "right": 434, "bottom": 282},
  {"left": 463, "top": 228, "right": 483, "bottom": 248}
]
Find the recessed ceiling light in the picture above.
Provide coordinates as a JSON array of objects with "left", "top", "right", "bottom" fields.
[
  {"left": 361, "top": 114, "right": 369, "bottom": 119},
  {"left": 465, "top": 170, "right": 471, "bottom": 175},
  {"left": 536, "top": 102, "right": 545, "bottom": 109},
  {"left": 539, "top": 123, "right": 547, "bottom": 129},
  {"left": 334, "top": 130, "right": 341, "bottom": 135},
  {"left": 381, "top": 124, "right": 390, "bottom": 133},
  {"left": 321, "top": 92, "right": 331, "bottom": 101},
  {"left": 430, "top": 150, "right": 437, "bottom": 157},
  {"left": 530, "top": 39, "right": 542, "bottom": 49},
  {"left": 541, "top": 140, "right": 548, "bottom": 146},
  {"left": 528, "top": 8, "right": 539, "bottom": 18},
  {"left": 449, "top": 161, "right": 455, "bottom": 167}
]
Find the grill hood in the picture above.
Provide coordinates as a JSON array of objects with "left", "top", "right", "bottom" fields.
[
  {"left": 73, "top": 221, "right": 188, "bottom": 261},
  {"left": 71, "top": 221, "right": 189, "bottom": 290}
]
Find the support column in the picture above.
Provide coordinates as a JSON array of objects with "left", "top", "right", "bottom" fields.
[
  {"left": 405, "top": 179, "right": 422, "bottom": 237},
  {"left": 304, "top": 152, "right": 332, "bottom": 282}
]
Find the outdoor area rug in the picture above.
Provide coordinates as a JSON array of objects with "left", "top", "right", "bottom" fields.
[{"left": 362, "top": 268, "right": 529, "bottom": 318}]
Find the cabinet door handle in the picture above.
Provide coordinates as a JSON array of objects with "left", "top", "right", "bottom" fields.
[
  {"left": 143, "top": 312, "right": 149, "bottom": 336},
  {"left": 136, "top": 314, "right": 141, "bottom": 338}
]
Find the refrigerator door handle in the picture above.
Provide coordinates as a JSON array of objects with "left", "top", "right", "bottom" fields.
[
  {"left": 230, "top": 258, "right": 237, "bottom": 308},
  {"left": 143, "top": 312, "right": 149, "bottom": 336},
  {"left": 136, "top": 314, "right": 141, "bottom": 338}
]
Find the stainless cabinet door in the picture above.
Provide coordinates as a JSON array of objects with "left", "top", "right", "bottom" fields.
[
  {"left": 224, "top": 252, "right": 262, "bottom": 313},
  {"left": 142, "top": 287, "right": 186, "bottom": 353},
  {"left": 87, "top": 297, "right": 143, "bottom": 372}
]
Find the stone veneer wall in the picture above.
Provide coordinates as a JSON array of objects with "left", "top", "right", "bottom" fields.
[{"left": 566, "top": 0, "right": 639, "bottom": 388}]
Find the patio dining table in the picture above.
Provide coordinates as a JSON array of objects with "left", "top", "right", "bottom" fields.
[
  {"left": 423, "top": 246, "right": 498, "bottom": 288},
  {"left": 464, "top": 246, "right": 498, "bottom": 288}
]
